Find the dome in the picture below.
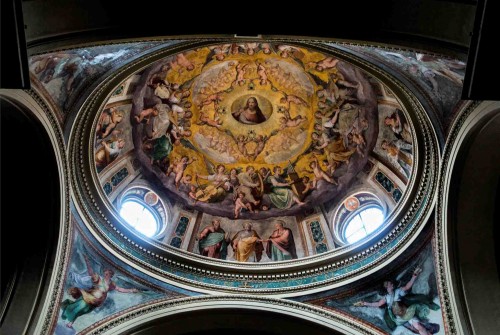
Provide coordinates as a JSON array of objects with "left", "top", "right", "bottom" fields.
[
  {"left": 6, "top": 2, "right": 500, "bottom": 334},
  {"left": 69, "top": 40, "right": 438, "bottom": 294}
]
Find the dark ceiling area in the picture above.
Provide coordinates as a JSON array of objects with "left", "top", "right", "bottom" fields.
[
  {"left": 2, "top": 1, "right": 500, "bottom": 97},
  {"left": 19, "top": 0, "right": 476, "bottom": 52}
]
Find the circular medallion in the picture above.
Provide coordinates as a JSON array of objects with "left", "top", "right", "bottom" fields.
[
  {"left": 231, "top": 95, "right": 272, "bottom": 125},
  {"left": 344, "top": 196, "right": 360, "bottom": 211},
  {"left": 144, "top": 191, "right": 158, "bottom": 206}
]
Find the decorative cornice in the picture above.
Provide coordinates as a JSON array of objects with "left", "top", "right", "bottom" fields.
[
  {"left": 24, "top": 88, "right": 73, "bottom": 335},
  {"left": 0, "top": 88, "right": 72, "bottom": 335},
  {"left": 435, "top": 99, "right": 484, "bottom": 335},
  {"left": 29, "top": 38, "right": 176, "bottom": 56},
  {"left": 29, "top": 36, "right": 467, "bottom": 60},
  {"left": 84, "top": 295, "right": 380, "bottom": 335}
]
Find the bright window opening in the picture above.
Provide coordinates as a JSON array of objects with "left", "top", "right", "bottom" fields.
[
  {"left": 344, "top": 207, "right": 384, "bottom": 244},
  {"left": 119, "top": 200, "right": 158, "bottom": 237}
]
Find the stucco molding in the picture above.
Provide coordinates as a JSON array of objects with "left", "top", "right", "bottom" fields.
[
  {"left": 435, "top": 100, "right": 499, "bottom": 335},
  {"left": 83, "top": 295, "right": 381, "bottom": 335}
]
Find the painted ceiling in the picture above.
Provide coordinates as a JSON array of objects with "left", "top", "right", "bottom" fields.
[
  {"left": 18, "top": 37, "right": 469, "bottom": 334},
  {"left": 94, "top": 43, "right": 415, "bottom": 258}
]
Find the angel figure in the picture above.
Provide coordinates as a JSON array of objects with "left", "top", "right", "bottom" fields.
[
  {"left": 135, "top": 106, "right": 159, "bottom": 124},
  {"left": 95, "top": 137, "right": 126, "bottom": 172},
  {"left": 260, "top": 43, "right": 272, "bottom": 54},
  {"left": 169, "top": 52, "right": 195, "bottom": 74},
  {"left": 300, "top": 175, "right": 315, "bottom": 199},
  {"left": 332, "top": 73, "right": 361, "bottom": 107},
  {"left": 307, "top": 57, "right": 339, "bottom": 72},
  {"left": 354, "top": 266, "right": 440, "bottom": 335},
  {"left": 347, "top": 133, "right": 366, "bottom": 157},
  {"left": 346, "top": 116, "right": 369, "bottom": 157},
  {"left": 279, "top": 92, "right": 309, "bottom": 108},
  {"left": 198, "top": 92, "right": 223, "bottom": 110},
  {"left": 256, "top": 60, "right": 269, "bottom": 85},
  {"left": 195, "top": 164, "right": 231, "bottom": 203},
  {"left": 265, "top": 166, "right": 305, "bottom": 209},
  {"left": 166, "top": 155, "right": 197, "bottom": 189},
  {"left": 385, "top": 109, "right": 412, "bottom": 144},
  {"left": 241, "top": 42, "right": 259, "bottom": 56},
  {"left": 96, "top": 107, "right": 124, "bottom": 140},
  {"left": 276, "top": 45, "right": 304, "bottom": 59},
  {"left": 170, "top": 125, "right": 192, "bottom": 145},
  {"left": 180, "top": 174, "right": 193, "bottom": 188},
  {"left": 234, "top": 192, "right": 254, "bottom": 219},
  {"left": 381, "top": 140, "right": 413, "bottom": 178},
  {"left": 148, "top": 64, "right": 170, "bottom": 87},
  {"left": 251, "top": 135, "right": 269, "bottom": 161},
  {"left": 198, "top": 111, "right": 223, "bottom": 129},
  {"left": 312, "top": 130, "right": 357, "bottom": 169},
  {"left": 60, "top": 253, "right": 139, "bottom": 329},
  {"left": 233, "top": 63, "right": 248, "bottom": 87},
  {"left": 208, "top": 44, "right": 231, "bottom": 61},
  {"left": 235, "top": 134, "right": 251, "bottom": 158},
  {"left": 303, "top": 155, "right": 337, "bottom": 188},
  {"left": 279, "top": 110, "right": 307, "bottom": 130}
]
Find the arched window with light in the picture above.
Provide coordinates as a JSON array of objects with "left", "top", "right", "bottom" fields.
[
  {"left": 332, "top": 192, "right": 387, "bottom": 246},
  {"left": 343, "top": 206, "right": 385, "bottom": 244},
  {"left": 117, "top": 187, "right": 168, "bottom": 239}
]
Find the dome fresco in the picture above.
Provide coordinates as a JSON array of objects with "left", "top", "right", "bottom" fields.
[
  {"left": 14, "top": 32, "right": 474, "bottom": 334},
  {"left": 10, "top": 23, "right": 475, "bottom": 333},
  {"left": 93, "top": 42, "right": 416, "bottom": 263}
]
